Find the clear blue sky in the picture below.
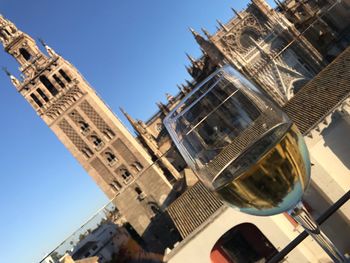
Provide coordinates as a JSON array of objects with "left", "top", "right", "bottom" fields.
[{"left": 0, "top": 1, "right": 274, "bottom": 262}]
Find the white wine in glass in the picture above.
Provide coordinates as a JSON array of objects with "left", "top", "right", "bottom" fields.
[
  {"left": 164, "top": 66, "right": 346, "bottom": 262},
  {"left": 213, "top": 124, "right": 310, "bottom": 216}
]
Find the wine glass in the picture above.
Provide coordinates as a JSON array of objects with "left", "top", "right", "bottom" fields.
[{"left": 163, "top": 65, "right": 346, "bottom": 262}]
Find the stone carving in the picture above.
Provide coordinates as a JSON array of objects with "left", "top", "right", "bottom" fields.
[
  {"left": 79, "top": 100, "right": 115, "bottom": 138},
  {"left": 45, "top": 86, "right": 83, "bottom": 119},
  {"left": 0, "top": 15, "right": 19, "bottom": 45},
  {"left": 58, "top": 118, "right": 91, "bottom": 154},
  {"left": 219, "top": 15, "right": 269, "bottom": 58}
]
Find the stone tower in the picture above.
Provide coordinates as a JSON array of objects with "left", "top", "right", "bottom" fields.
[{"left": 0, "top": 15, "right": 176, "bottom": 238}]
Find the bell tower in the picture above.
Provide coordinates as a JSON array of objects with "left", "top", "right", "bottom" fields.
[{"left": 1, "top": 15, "right": 177, "bottom": 239}]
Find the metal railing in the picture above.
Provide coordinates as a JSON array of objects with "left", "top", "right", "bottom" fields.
[{"left": 268, "top": 190, "right": 350, "bottom": 263}]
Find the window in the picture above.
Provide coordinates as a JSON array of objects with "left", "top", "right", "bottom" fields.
[
  {"left": 103, "top": 129, "right": 115, "bottom": 140},
  {"left": 120, "top": 168, "right": 132, "bottom": 183},
  {"left": 105, "top": 151, "right": 117, "bottom": 166},
  {"left": 135, "top": 187, "right": 142, "bottom": 195},
  {"left": 36, "top": 88, "right": 49, "bottom": 102},
  {"left": 59, "top": 69, "right": 72, "bottom": 83},
  {"left": 19, "top": 48, "right": 31, "bottom": 61},
  {"left": 30, "top": 93, "right": 43, "bottom": 107},
  {"left": 53, "top": 74, "right": 65, "bottom": 88},
  {"left": 132, "top": 162, "right": 143, "bottom": 172},
  {"left": 78, "top": 121, "right": 90, "bottom": 135},
  {"left": 90, "top": 135, "right": 104, "bottom": 150},
  {"left": 135, "top": 186, "right": 146, "bottom": 200},
  {"left": 82, "top": 147, "right": 93, "bottom": 158},
  {"left": 39, "top": 75, "right": 58, "bottom": 96},
  {"left": 148, "top": 202, "right": 160, "bottom": 215},
  {"left": 111, "top": 181, "right": 122, "bottom": 191}
]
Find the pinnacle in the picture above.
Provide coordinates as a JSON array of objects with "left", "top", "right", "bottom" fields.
[
  {"left": 38, "top": 38, "right": 46, "bottom": 46},
  {"left": 201, "top": 28, "right": 211, "bottom": 38},
  {"left": 185, "top": 52, "right": 195, "bottom": 63},
  {"left": 188, "top": 27, "right": 199, "bottom": 37},
  {"left": 119, "top": 106, "right": 126, "bottom": 114},
  {"left": 2, "top": 66, "right": 11, "bottom": 76}
]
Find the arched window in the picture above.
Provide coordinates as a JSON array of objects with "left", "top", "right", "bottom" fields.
[
  {"left": 105, "top": 151, "right": 117, "bottom": 166},
  {"left": 19, "top": 48, "right": 31, "bottom": 61},
  {"left": 103, "top": 129, "right": 115, "bottom": 140},
  {"left": 135, "top": 187, "right": 143, "bottom": 195},
  {"left": 132, "top": 162, "right": 143, "bottom": 172},
  {"left": 135, "top": 186, "right": 146, "bottom": 201},
  {"left": 30, "top": 93, "right": 43, "bottom": 107},
  {"left": 39, "top": 75, "right": 58, "bottom": 96},
  {"left": 59, "top": 69, "right": 72, "bottom": 83},
  {"left": 120, "top": 168, "right": 132, "bottom": 183},
  {"left": 78, "top": 121, "right": 90, "bottom": 135},
  {"left": 110, "top": 181, "right": 122, "bottom": 192},
  {"left": 36, "top": 88, "right": 49, "bottom": 102},
  {"left": 148, "top": 201, "right": 160, "bottom": 216},
  {"left": 82, "top": 147, "right": 93, "bottom": 159},
  {"left": 53, "top": 74, "right": 65, "bottom": 88},
  {"left": 90, "top": 135, "right": 104, "bottom": 150}
]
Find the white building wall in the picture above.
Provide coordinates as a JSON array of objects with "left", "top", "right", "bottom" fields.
[
  {"left": 306, "top": 115, "right": 350, "bottom": 194},
  {"left": 304, "top": 114, "right": 350, "bottom": 254},
  {"left": 165, "top": 207, "right": 330, "bottom": 263},
  {"left": 305, "top": 114, "right": 350, "bottom": 217}
]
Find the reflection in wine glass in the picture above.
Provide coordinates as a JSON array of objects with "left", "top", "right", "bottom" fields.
[{"left": 164, "top": 66, "right": 346, "bottom": 262}]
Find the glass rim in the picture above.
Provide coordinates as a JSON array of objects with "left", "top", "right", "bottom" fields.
[{"left": 163, "top": 65, "right": 260, "bottom": 127}]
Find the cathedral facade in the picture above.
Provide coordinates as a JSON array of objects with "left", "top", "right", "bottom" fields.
[{"left": 129, "top": 0, "right": 350, "bottom": 176}]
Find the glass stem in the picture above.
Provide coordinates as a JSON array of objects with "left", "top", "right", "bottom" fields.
[{"left": 288, "top": 202, "right": 346, "bottom": 262}]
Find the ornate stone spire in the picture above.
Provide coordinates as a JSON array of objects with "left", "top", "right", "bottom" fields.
[
  {"left": 165, "top": 93, "right": 175, "bottom": 104},
  {"left": 231, "top": 7, "right": 243, "bottom": 19},
  {"left": 177, "top": 84, "right": 186, "bottom": 94},
  {"left": 156, "top": 101, "right": 169, "bottom": 115},
  {"left": 120, "top": 107, "right": 139, "bottom": 131},
  {"left": 182, "top": 83, "right": 191, "bottom": 93},
  {"left": 185, "top": 52, "right": 196, "bottom": 64},
  {"left": 201, "top": 28, "right": 211, "bottom": 39},
  {"left": 189, "top": 28, "right": 209, "bottom": 49},
  {"left": 120, "top": 106, "right": 182, "bottom": 180},
  {"left": 190, "top": 27, "right": 211, "bottom": 45},
  {"left": 216, "top": 19, "right": 228, "bottom": 32},
  {"left": 0, "top": 15, "right": 21, "bottom": 47},
  {"left": 0, "top": 15, "right": 47, "bottom": 79},
  {"left": 2, "top": 67, "right": 20, "bottom": 87},
  {"left": 185, "top": 65, "right": 192, "bottom": 75},
  {"left": 189, "top": 27, "right": 199, "bottom": 37},
  {"left": 39, "top": 39, "right": 58, "bottom": 57},
  {"left": 190, "top": 27, "right": 225, "bottom": 67},
  {"left": 185, "top": 79, "right": 194, "bottom": 88}
]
